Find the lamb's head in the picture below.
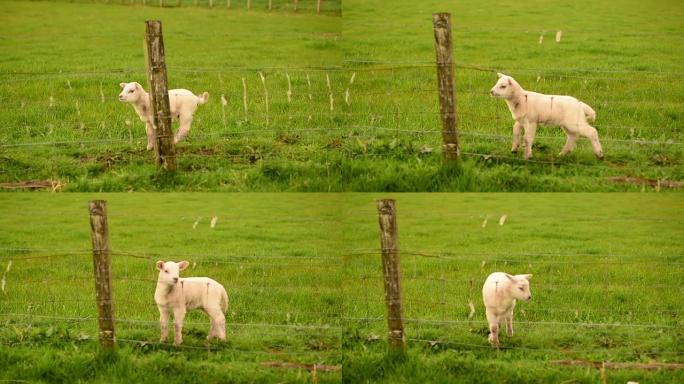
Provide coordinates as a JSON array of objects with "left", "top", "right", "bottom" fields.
[
  {"left": 155, "top": 260, "right": 189, "bottom": 286},
  {"left": 506, "top": 273, "right": 532, "bottom": 301},
  {"left": 490, "top": 73, "right": 520, "bottom": 99},
  {"left": 119, "top": 82, "right": 145, "bottom": 103}
]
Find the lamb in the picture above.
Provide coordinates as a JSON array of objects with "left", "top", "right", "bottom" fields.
[
  {"left": 490, "top": 73, "right": 603, "bottom": 160},
  {"left": 482, "top": 272, "right": 532, "bottom": 347},
  {"left": 154, "top": 260, "right": 228, "bottom": 345},
  {"left": 118, "top": 82, "right": 209, "bottom": 150}
]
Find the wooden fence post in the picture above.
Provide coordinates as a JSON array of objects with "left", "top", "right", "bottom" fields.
[
  {"left": 247, "top": 0, "right": 251, "bottom": 10},
  {"left": 317, "top": 0, "right": 321, "bottom": 14},
  {"left": 88, "top": 200, "right": 116, "bottom": 351},
  {"left": 432, "top": 12, "right": 459, "bottom": 162},
  {"left": 268, "top": 0, "right": 272, "bottom": 10},
  {"left": 144, "top": 20, "right": 177, "bottom": 171},
  {"left": 377, "top": 199, "right": 406, "bottom": 354},
  {"left": 293, "top": 0, "right": 298, "bottom": 12}
]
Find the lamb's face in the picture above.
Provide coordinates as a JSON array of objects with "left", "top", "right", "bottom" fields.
[
  {"left": 156, "top": 260, "right": 189, "bottom": 286},
  {"left": 490, "top": 74, "right": 516, "bottom": 98},
  {"left": 119, "top": 82, "right": 142, "bottom": 103},
  {"left": 510, "top": 274, "right": 533, "bottom": 301}
]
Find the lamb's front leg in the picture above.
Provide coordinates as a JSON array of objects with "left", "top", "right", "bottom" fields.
[
  {"left": 511, "top": 121, "right": 522, "bottom": 153},
  {"left": 523, "top": 121, "right": 538, "bottom": 160},
  {"left": 173, "top": 307, "right": 186, "bottom": 345},
  {"left": 158, "top": 306, "right": 169, "bottom": 342},
  {"left": 145, "top": 122, "right": 155, "bottom": 150},
  {"left": 485, "top": 308, "right": 500, "bottom": 347},
  {"left": 505, "top": 311, "right": 514, "bottom": 337}
]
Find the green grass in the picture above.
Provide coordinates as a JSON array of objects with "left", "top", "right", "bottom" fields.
[
  {"left": 1, "top": 0, "right": 683, "bottom": 191},
  {"left": 340, "top": 193, "right": 684, "bottom": 383},
  {"left": 0, "top": 193, "right": 342, "bottom": 383}
]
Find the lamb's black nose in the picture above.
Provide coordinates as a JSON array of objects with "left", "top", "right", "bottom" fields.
[{"left": 173, "top": 277, "right": 179, "bottom": 283}]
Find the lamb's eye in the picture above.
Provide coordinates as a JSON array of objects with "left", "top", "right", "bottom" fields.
[
  {"left": 164, "top": 269, "right": 168, "bottom": 273},
  {"left": 519, "top": 286, "right": 524, "bottom": 291},
  {"left": 128, "top": 89, "right": 135, "bottom": 93},
  {"left": 500, "top": 85, "right": 506, "bottom": 89}
]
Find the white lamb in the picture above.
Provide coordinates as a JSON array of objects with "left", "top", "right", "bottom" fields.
[
  {"left": 482, "top": 272, "right": 532, "bottom": 347},
  {"left": 118, "top": 82, "right": 209, "bottom": 150},
  {"left": 154, "top": 260, "right": 228, "bottom": 345},
  {"left": 490, "top": 73, "right": 603, "bottom": 160}
]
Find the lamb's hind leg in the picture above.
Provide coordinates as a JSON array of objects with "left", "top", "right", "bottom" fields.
[
  {"left": 174, "top": 114, "right": 193, "bottom": 144},
  {"left": 559, "top": 132, "right": 578, "bottom": 156},
  {"left": 582, "top": 125, "right": 603, "bottom": 159},
  {"left": 506, "top": 311, "right": 514, "bottom": 337},
  {"left": 206, "top": 307, "right": 226, "bottom": 341},
  {"left": 511, "top": 121, "right": 522, "bottom": 153}
]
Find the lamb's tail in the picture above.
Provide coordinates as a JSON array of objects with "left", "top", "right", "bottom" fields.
[
  {"left": 197, "top": 92, "right": 210, "bottom": 105},
  {"left": 581, "top": 102, "right": 596, "bottom": 123},
  {"left": 220, "top": 288, "right": 229, "bottom": 313}
]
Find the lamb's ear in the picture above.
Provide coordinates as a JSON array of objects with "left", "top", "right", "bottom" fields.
[
  {"left": 505, "top": 273, "right": 516, "bottom": 282},
  {"left": 507, "top": 78, "right": 512, "bottom": 85},
  {"left": 178, "top": 261, "right": 189, "bottom": 271},
  {"left": 497, "top": 72, "right": 504, "bottom": 78},
  {"left": 521, "top": 274, "right": 532, "bottom": 281},
  {"left": 120, "top": 82, "right": 126, "bottom": 89},
  {"left": 156, "top": 261, "right": 164, "bottom": 271}
]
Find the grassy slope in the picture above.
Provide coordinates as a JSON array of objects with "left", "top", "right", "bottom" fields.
[
  {"left": 341, "top": 193, "right": 684, "bottom": 383},
  {"left": 1, "top": 0, "right": 683, "bottom": 191},
  {"left": 0, "top": 193, "right": 341, "bottom": 383}
]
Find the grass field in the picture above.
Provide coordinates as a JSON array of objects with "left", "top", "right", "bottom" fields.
[
  {"left": 341, "top": 193, "right": 684, "bottom": 383},
  {"left": 1, "top": 193, "right": 682, "bottom": 382},
  {"left": 1, "top": 0, "right": 682, "bottom": 191},
  {"left": 0, "top": 193, "right": 342, "bottom": 383}
]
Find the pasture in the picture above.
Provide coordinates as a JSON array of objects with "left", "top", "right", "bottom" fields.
[
  {"left": 1, "top": 0, "right": 682, "bottom": 191},
  {"left": 342, "top": 193, "right": 684, "bottom": 383},
  {"left": 0, "top": 193, "right": 341, "bottom": 383}
]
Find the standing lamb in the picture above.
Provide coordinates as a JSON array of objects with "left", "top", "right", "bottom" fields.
[
  {"left": 482, "top": 272, "right": 532, "bottom": 347},
  {"left": 118, "top": 82, "right": 209, "bottom": 150},
  {"left": 154, "top": 260, "right": 228, "bottom": 345},
  {"left": 490, "top": 73, "right": 603, "bottom": 160}
]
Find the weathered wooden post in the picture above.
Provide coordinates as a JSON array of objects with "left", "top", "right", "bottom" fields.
[
  {"left": 88, "top": 200, "right": 116, "bottom": 351},
  {"left": 377, "top": 199, "right": 406, "bottom": 354},
  {"left": 432, "top": 12, "right": 459, "bottom": 161},
  {"left": 144, "top": 20, "right": 177, "bottom": 171},
  {"left": 268, "top": 0, "right": 272, "bottom": 10},
  {"left": 317, "top": 0, "right": 321, "bottom": 14},
  {"left": 247, "top": 0, "right": 251, "bottom": 10},
  {"left": 293, "top": 0, "right": 298, "bottom": 12}
]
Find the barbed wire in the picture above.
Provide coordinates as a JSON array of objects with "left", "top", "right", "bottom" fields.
[
  {"left": 401, "top": 338, "right": 684, "bottom": 355},
  {"left": 351, "top": 274, "right": 681, "bottom": 289},
  {"left": 4, "top": 61, "right": 683, "bottom": 80},
  {"left": 345, "top": 251, "right": 684, "bottom": 266},
  {"left": 344, "top": 316, "right": 681, "bottom": 330}
]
